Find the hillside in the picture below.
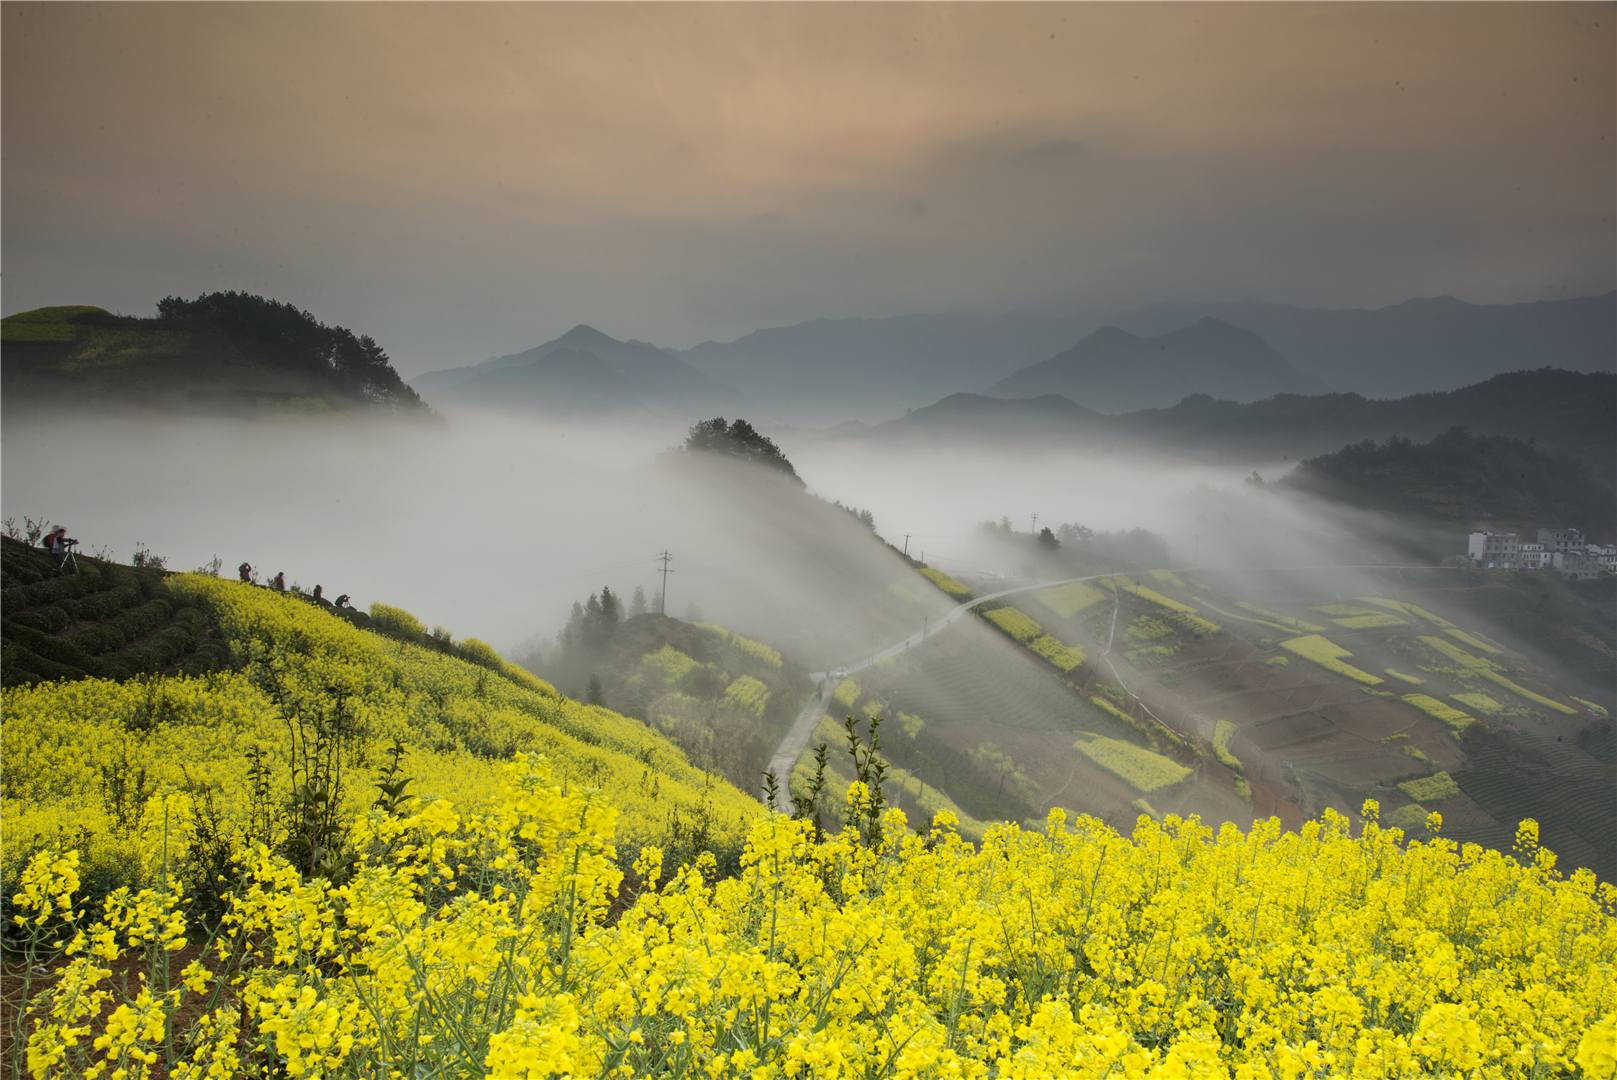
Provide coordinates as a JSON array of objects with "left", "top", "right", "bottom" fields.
[
  {"left": 521, "top": 607, "right": 803, "bottom": 794},
  {"left": 1283, "top": 427, "right": 1617, "bottom": 537},
  {"left": 843, "top": 549, "right": 1617, "bottom": 880},
  {"left": 0, "top": 294, "right": 429, "bottom": 417},
  {"left": 1, "top": 541, "right": 762, "bottom": 903},
  {"left": 858, "top": 368, "right": 1617, "bottom": 478},
  {"left": 1115, "top": 290, "right": 1617, "bottom": 398},
  {"left": 412, "top": 323, "right": 740, "bottom": 418},
  {"left": 985, "top": 317, "right": 1324, "bottom": 412}
]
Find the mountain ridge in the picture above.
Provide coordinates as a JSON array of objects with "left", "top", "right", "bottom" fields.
[{"left": 986, "top": 318, "right": 1326, "bottom": 412}]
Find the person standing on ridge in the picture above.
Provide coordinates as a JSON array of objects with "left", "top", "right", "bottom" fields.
[
  {"left": 271, "top": 571, "right": 286, "bottom": 593},
  {"left": 239, "top": 561, "right": 253, "bottom": 584}
]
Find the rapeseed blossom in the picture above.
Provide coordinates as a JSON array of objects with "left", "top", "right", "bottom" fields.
[{"left": 7, "top": 755, "right": 1613, "bottom": 1078}]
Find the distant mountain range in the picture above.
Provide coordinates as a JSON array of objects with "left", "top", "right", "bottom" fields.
[
  {"left": 675, "top": 291, "right": 1613, "bottom": 422},
  {"left": 413, "top": 324, "right": 739, "bottom": 419},
  {"left": 680, "top": 310, "right": 1089, "bottom": 424},
  {"left": 1111, "top": 292, "right": 1615, "bottom": 399},
  {"left": 985, "top": 317, "right": 1324, "bottom": 412},
  {"left": 854, "top": 368, "right": 1617, "bottom": 482}
]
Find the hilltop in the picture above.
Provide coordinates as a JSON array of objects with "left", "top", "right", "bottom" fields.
[
  {"left": 986, "top": 317, "right": 1324, "bottom": 412},
  {"left": 0, "top": 294, "right": 429, "bottom": 418},
  {"left": 412, "top": 323, "right": 740, "bottom": 419}
]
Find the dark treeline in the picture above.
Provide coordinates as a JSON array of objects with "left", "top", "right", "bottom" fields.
[
  {"left": 978, "top": 517, "right": 1172, "bottom": 569},
  {"left": 1282, "top": 426, "right": 1616, "bottom": 538},
  {"left": 681, "top": 417, "right": 803, "bottom": 484},
  {"left": 155, "top": 291, "right": 426, "bottom": 410}
]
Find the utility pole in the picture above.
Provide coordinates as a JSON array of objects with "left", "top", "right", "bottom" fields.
[
  {"left": 656, "top": 551, "right": 674, "bottom": 615},
  {"left": 903, "top": 533, "right": 911, "bottom": 557},
  {"left": 1031, "top": 512, "right": 1038, "bottom": 536}
]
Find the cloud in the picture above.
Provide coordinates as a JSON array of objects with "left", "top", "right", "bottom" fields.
[{"left": 1, "top": 3, "right": 1610, "bottom": 366}]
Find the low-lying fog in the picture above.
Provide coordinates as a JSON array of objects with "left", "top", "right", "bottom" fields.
[{"left": 1, "top": 408, "right": 1465, "bottom": 662}]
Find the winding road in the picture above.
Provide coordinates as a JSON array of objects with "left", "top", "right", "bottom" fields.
[{"left": 764, "top": 572, "right": 1117, "bottom": 804}]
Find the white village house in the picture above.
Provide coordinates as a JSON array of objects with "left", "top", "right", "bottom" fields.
[{"left": 1466, "top": 527, "right": 1614, "bottom": 579}]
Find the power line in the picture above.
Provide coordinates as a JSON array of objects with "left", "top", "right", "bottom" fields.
[{"left": 656, "top": 551, "right": 674, "bottom": 615}]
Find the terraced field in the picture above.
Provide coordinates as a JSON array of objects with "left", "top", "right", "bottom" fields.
[
  {"left": 878, "top": 560, "right": 1615, "bottom": 878},
  {"left": 1, "top": 537, "right": 232, "bottom": 683}
]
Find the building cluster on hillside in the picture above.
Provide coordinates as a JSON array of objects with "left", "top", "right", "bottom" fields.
[{"left": 1466, "top": 527, "right": 1615, "bottom": 579}]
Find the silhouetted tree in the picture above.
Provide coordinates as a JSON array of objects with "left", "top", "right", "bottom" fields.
[
  {"left": 1037, "top": 526, "right": 1060, "bottom": 550},
  {"left": 630, "top": 585, "right": 648, "bottom": 617},
  {"left": 683, "top": 418, "right": 802, "bottom": 484}
]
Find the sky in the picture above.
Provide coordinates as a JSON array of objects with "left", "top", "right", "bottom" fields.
[{"left": 3, "top": 2, "right": 1613, "bottom": 375}]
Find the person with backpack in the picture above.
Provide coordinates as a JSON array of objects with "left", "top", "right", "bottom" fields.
[
  {"left": 271, "top": 571, "right": 286, "bottom": 593},
  {"left": 239, "top": 561, "right": 254, "bottom": 584},
  {"left": 43, "top": 526, "right": 76, "bottom": 569}
]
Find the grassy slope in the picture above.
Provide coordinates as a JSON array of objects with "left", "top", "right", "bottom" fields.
[{"left": 1, "top": 545, "right": 762, "bottom": 895}]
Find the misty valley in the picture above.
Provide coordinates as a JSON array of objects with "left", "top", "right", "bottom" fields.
[
  {"left": 2, "top": 285, "right": 1614, "bottom": 1076},
  {"left": 3, "top": 5, "right": 1615, "bottom": 1073}
]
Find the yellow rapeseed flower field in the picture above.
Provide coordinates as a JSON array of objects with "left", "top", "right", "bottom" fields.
[{"left": 8, "top": 758, "right": 1615, "bottom": 1079}]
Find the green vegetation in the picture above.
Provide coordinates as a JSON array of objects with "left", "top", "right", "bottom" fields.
[
  {"left": 1074, "top": 733, "right": 1192, "bottom": 793},
  {"left": 1479, "top": 671, "right": 1579, "bottom": 716},
  {"left": 1332, "top": 613, "right": 1407, "bottom": 629},
  {"left": 722, "top": 674, "right": 770, "bottom": 715},
  {"left": 1235, "top": 602, "right": 1324, "bottom": 632},
  {"left": 1453, "top": 692, "right": 1504, "bottom": 715},
  {"left": 1, "top": 539, "right": 231, "bottom": 686},
  {"left": 1572, "top": 697, "right": 1609, "bottom": 718},
  {"left": 1212, "top": 720, "right": 1241, "bottom": 771},
  {"left": 0, "top": 305, "right": 109, "bottom": 342},
  {"left": 642, "top": 644, "right": 699, "bottom": 685},
  {"left": 1117, "top": 579, "right": 1220, "bottom": 634},
  {"left": 1029, "top": 634, "right": 1085, "bottom": 672},
  {"left": 3, "top": 293, "right": 428, "bottom": 413},
  {"left": 983, "top": 606, "right": 1042, "bottom": 643},
  {"left": 1416, "top": 635, "right": 1578, "bottom": 715},
  {"left": 1418, "top": 635, "right": 1497, "bottom": 671},
  {"left": 1032, "top": 581, "right": 1107, "bottom": 617},
  {"left": 1283, "top": 426, "right": 1617, "bottom": 537},
  {"left": 834, "top": 678, "right": 861, "bottom": 708},
  {"left": 1398, "top": 771, "right": 1461, "bottom": 803},
  {"left": 1385, "top": 669, "right": 1425, "bottom": 685},
  {"left": 1280, "top": 634, "right": 1384, "bottom": 685},
  {"left": 1362, "top": 597, "right": 1455, "bottom": 628},
  {"left": 1444, "top": 627, "right": 1503, "bottom": 655},
  {"left": 1312, "top": 604, "right": 1382, "bottom": 618},
  {"left": 682, "top": 417, "right": 801, "bottom": 484},
  {"left": 918, "top": 565, "right": 971, "bottom": 598},
  {"left": 1401, "top": 694, "right": 1477, "bottom": 735}
]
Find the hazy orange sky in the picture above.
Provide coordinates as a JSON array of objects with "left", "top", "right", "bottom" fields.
[{"left": 3, "top": 2, "right": 1612, "bottom": 372}]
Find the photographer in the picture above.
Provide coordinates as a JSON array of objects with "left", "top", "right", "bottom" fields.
[{"left": 42, "top": 525, "right": 77, "bottom": 570}]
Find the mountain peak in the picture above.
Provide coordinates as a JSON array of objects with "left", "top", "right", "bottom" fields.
[
  {"left": 555, "top": 323, "right": 617, "bottom": 348},
  {"left": 1077, "top": 324, "right": 1139, "bottom": 347}
]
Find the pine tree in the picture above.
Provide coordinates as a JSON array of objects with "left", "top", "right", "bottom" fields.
[{"left": 630, "top": 585, "right": 647, "bottom": 617}]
